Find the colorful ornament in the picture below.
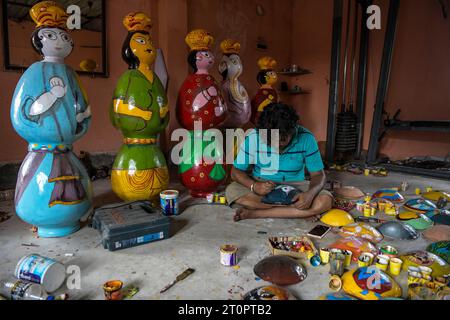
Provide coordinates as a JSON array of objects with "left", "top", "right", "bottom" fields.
[
  {"left": 404, "top": 214, "right": 434, "bottom": 231},
  {"left": 341, "top": 267, "right": 402, "bottom": 300},
  {"left": 250, "top": 56, "right": 278, "bottom": 124},
  {"left": 330, "top": 236, "right": 378, "bottom": 262},
  {"left": 427, "top": 241, "right": 450, "bottom": 264},
  {"left": 401, "top": 250, "right": 450, "bottom": 277},
  {"left": 110, "top": 12, "right": 169, "bottom": 201},
  {"left": 218, "top": 39, "right": 250, "bottom": 128},
  {"left": 371, "top": 189, "right": 405, "bottom": 203},
  {"left": 422, "top": 190, "right": 450, "bottom": 202},
  {"left": 320, "top": 209, "right": 355, "bottom": 227},
  {"left": 404, "top": 198, "right": 437, "bottom": 214},
  {"left": 339, "top": 223, "right": 384, "bottom": 243},
  {"left": 10, "top": 1, "right": 92, "bottom": 237},
  {"left": 243, "top": 286, "right": 296, "bottom": 300}
]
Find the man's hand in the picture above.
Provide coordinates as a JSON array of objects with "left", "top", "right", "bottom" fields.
[
  {"left": 292, "top": 191, "right": 315, "bottom": 210},
  {"left": 253, "top": 181, "right": 275, "bottom": 196}
]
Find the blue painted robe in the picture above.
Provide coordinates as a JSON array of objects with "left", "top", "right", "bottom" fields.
[{"left": 10, "top": 61, "right": 92, "bottom": 236}]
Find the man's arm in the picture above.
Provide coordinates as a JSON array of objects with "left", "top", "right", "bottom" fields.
[
  {"left": 292, "top": 169, "right": 326, "bottom": 210},
  {"left": 231, "top": 166, "right": 275, "bottom": 196}
]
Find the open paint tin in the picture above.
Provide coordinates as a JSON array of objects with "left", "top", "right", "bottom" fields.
[
  {"left": 15, "top": 254, "right": 66, "bottom": 293},
  {"left": 220, "top": 245, "right": 238, "bottom": 266},
  {"left": 160, "top": 190, "right": 179, "bottom": 216}
]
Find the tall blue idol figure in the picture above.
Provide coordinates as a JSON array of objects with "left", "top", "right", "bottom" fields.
[{"left": 10, "top": 1, "right": 92, "bottom": 237}]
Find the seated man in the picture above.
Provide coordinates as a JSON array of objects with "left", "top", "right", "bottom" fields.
[{"left": 226, "top": 103, "right": 333, "bottom": 221}]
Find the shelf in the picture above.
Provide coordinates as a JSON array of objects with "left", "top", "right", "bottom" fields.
[
  {"left": 278, "top": 70, "right": 312, "bottom": 76},
  {"left": 386, "top": 121, "right": 450, "bottom": 133},
  {"left": 280, "top": 90, "right": 311, "bottom": 95}
]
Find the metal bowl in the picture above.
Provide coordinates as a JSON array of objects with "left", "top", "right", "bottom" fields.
[{"left": 254, "top": 255, "right": 307, "bottom": 286}]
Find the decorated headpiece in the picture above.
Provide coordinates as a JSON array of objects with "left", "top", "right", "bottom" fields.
[
  {"left": 185, "top": 29, "right": 214, "bottom": 52},
  {"left": 29, "top": 1, "right": 68, "bottom": 30},
  {"left": 123, "top": 12, "right": 153, "bottom": 33},
  {"left": 258, "top": 56, "right": 277, "bottom": 70},
  {"left": 220, "top": 39, "right": 241, "bottom": 55}
]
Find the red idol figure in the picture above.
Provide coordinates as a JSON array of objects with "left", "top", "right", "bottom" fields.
[
  {"left": 177, "top": 29, "right": 227, "bottom": 197},
  {"left": 177, "top": 29, "right": 226, "bottom": 129},
  {"left": 250, "top": 56, "right": 279, "bottom": 124}
]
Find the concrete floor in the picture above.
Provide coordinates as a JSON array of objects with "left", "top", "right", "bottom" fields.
[{"left": 0, "top": 171, "right": 448, "bottom": 300}]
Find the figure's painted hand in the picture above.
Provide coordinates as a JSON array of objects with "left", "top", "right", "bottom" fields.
[
  {"left": 207, "top": 86, "right": 218, "bottom": 97},
  {"left": 292, "top": 191, "right": 315, "bottom": 210},
  {"left": 49, "top": 77, "right": 67, "bottom": 98}
]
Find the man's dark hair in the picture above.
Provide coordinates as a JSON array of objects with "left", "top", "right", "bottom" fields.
[
  {"left": 122, "top": 31, "right": 150, "bottom": 69},
  {"left": 256, "top": 103, "right": 299, "bottom": 145}
]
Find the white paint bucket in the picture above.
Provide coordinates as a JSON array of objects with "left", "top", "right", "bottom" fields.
[
  {"left": 15, "top": 254, "right": 66, "bottom": 293},
  {"left": 220, "top": 245, "right": 238, "bottom": 266},
  {"left": 160, "top": 190, "right": 179, "bottom": 216}
]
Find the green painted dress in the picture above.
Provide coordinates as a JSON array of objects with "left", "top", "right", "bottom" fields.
[{"left": 110, "top": 69, "right": 170, "bottom": 201}]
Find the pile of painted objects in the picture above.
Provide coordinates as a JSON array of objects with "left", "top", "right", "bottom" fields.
[{"left": 316, "top": 186, "right": 450, "bottom": 300}]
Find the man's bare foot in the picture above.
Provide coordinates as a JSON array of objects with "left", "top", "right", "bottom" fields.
[{"left": 233, "top": 208, "right": 253, "bottom": 222}]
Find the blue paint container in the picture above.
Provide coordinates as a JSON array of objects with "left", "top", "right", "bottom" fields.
[
  {"left": 160, "top": 190, "right": 180, "bottom": 216},
  {"left": 15, "top": 254, "right": 66, "bottom": 293}
]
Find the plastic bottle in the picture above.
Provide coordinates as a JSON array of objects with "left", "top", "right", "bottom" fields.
[{"left": 0, "top": 279, "right": 67, "bottom": 300}]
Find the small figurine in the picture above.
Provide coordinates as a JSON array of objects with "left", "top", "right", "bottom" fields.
[
  {"left": 110, "top": 12, "right": 170, "bottom": 202},
  {"left": 218, "top": 39, "right": 250, "bottom": 128},
  {"left": 250, "top": 56, "right": 279, "bottom": 124},
  {"left": 10, "top": 1, "right": 92, "bottom": 237},
  {"left": 177, "top": 29, "right": 227, "bottom": 197}
]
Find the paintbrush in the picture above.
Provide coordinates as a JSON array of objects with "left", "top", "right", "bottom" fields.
[{"left": 160, "top": 268, "right": 195, "bottom": 293}]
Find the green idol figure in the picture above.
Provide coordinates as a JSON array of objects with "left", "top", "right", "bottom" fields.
[{"left": 110, "top": 12, "right": 169, "bottom": 201}]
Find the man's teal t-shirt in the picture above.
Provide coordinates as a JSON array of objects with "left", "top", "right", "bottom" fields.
[{"left": 233, "top": 126, "right": 324, "bottom": 183}]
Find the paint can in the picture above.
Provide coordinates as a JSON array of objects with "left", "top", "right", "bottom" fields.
[
  {"left": 160, "top": 190, "right": 179, "bottom": 216},
  {"left": 206, "top": 193, "right": 214, "bottom": 204},
  {"left": 219, "top": 196, "right": 227, "bottom": 205},
  {"left": 103, "top": 280, "right": 123, "bottom": 300},
  {"left": 220, "top": 245, "right": 238, "bottom": 266},
  {"left": 320, "top": 248, "right": 330, "bottom": 264},
  {"left": 214, "top": 193, "right": 220, "bottom": 203},
  {"left": 15, "top": 254, "right": 66, "bottom": 293},
  {"left": 329, "top": 250, "right": 345, "bottom": 276}
]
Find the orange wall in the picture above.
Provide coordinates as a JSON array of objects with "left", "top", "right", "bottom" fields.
[
  {"left": 1, "top": 0, "right": 448, "bottom": 163},
  {"left": 291, "top": 0, "right": 450, "bottom": 160},
  {"left": 187, "top": 0, "right": 294, "bottom": 99}
]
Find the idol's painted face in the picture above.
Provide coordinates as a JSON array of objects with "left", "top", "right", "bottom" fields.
[
  {"left": 265, "top": 71, "right": 278, "bottom": 86},
  {"left": 196, "top": 50, "right": 215, "bottom": 71},
  {"left": 221, "top": 54, "right": 243, "bottom": 78},
  {"left": 130, "top": 33, "right": 156, "bottom": 65},
  {"left": 38, "top": 28, "right": 73, "bottom": 59}
]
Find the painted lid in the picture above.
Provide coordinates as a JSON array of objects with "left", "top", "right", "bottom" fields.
[{"left": 321, "top": 209, "right": 355, "bottom": 227}]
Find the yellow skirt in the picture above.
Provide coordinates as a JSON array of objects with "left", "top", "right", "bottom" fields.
[{"left": 111, "top": 167, "right": 169, "bottom": 201}]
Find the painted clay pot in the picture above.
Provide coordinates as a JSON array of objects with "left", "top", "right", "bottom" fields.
[
  {"left": 178, "top": 131, "right": 227, "bottom": 198},
  {"left": 250, "top": 56, "right": 279, "bottom": 124},
  {"left": 10, "top": 2, "right": 92, "bottom": 237},
  {"left": 110, "top": 12, "right": 170, "bottom": 201},
  {"left": 218, "top": 39, "right": 251, "bottom": 128}
]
